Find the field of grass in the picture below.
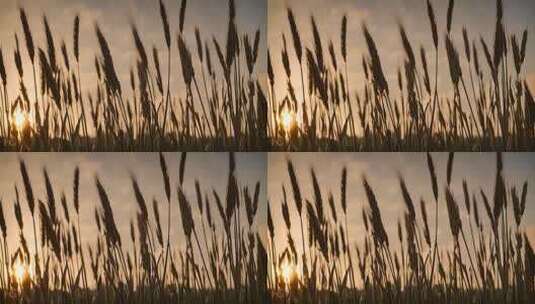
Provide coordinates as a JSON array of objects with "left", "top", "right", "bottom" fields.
[
  {"left": 269, "top": 152, "right": 534, "bottom": 303},
  {"left": 0, "top": 152, "right": 268, "bottom": 303},
  {"left": 0, "top": 0, "right": 267, "bottom": 151},
  {"left": 269, "top": 0, "right": 535, "bottom": 151}
]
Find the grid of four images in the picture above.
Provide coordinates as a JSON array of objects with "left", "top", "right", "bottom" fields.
[{"left": 0, "top": 0, "right": 533, "bottom": 303}]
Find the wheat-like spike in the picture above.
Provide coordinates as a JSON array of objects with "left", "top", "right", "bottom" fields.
[
  {"left": 362, "top": 209, "right": 369, "bottom": 232},
  {"left": 0, "top": 200, "right": 6, "bottom": 238},
  {"left": 267, "top": 49, "right": 274, "bottom": 87},
  {"left": 287, "top": 8, "right": 302, "bottom": 63},
  {"left": 226, "top": 19, "right": 238, "bottom": 68},
  {"left": 43, "top": 168, "right": 57, "bottom": 224},
  {"left": 521, "top": 30, "right": 528, "bottom": 62},
  {"left": 132, "top": 176, "right": 148, "bottom": 220},
  {"left": 311, "top": 168, "right": 324, "bottom": 224},
  {"left": 512, "top": 187, "right": 521, "bottom": 226},
  {"left": 95, "top": 24, "right": 121, "bottom": 94},
  {"left": 61, "top": 41, "right": 70, "bottom": 70},
  {"left": 281, "top": 35, "right": 291, "bottom": 77},
  {"left": 362, "top": 23, "right": 388, "bottom": 94},
  {"left": 179, "top": 0, "right": 188, "bottom": 34},
  {"left": 328, "top": 40, "right": 337, "bottom": 70},
  {"left": 95, "top": 176, "right": 121, "bottom": 246},
  {"left": 311, "top": 16, "right": 324, "bottom": 71},
  {"left": 61, "top": 192, "right": 70, "bottom": 223},
  {"left": 253, "top": 29, "right": 260, "bottom": 64},
  {"left": 445, "top": 186, "right": 462, "bottom": 240},
  {"left": 493, "top": 165, "right": 506, "bottom": 221},
  {"left": 341, "top": 15, "right": 347, "bottom": 62},
  {"left": 421, "top": 47, "right": 431, "bottom": 94},
  {"left": 447, "top": 152, "right": 454, "bottom": 186},
  {"left": 520, "top": 181, "right": 528, "bottom": 217},
  {"left": 462, "top": 180, "right": 471, "bottom": 214},
  {"left": 480, "top": 189, "right": 494, "bottom": 229},
  {"left": 341, "top": 167, "right": 347, "bottom": 214},
  {"left": 73, "top": 15, "right": 80, "bottom": 61},
  {"left": 228, "top": 0, "right": 236, "bottom": 21},
  {"left": 287, "top": 160, "right": 302, "bottom": 215},
  {"left": 43, "top": 15, "right": 57, "bottom": 70},
  {"left": 14, "top": 35, "right": 24, "bottom": 77},
  {"left": 225, "top": 173, "right": 238, "bottom": 221},
  {"left": 473, "top": 194, "right": 481, "bottom": 228},
  {"left": 426, "top": 0, "right": 438, "bottom": 48},
  {"left": 462, "top": 28, "right": 471, "bottom": 62},
  {"left": 362, "top": 176, "right": 388, "bottom": 246},
  {"left": 244, "top": 187, "right": 254, "bottom": 226},
  {"left": 132, "top": 24, "right": 148, "bottom": 67},
  {"left": 179, "top": 152, "right": 187, "bottom": 186},
  {"left": 73, "top": 167, "right": 80, "bottom": 214},
  {"left": 328, "top": 192, "right": 337, "bottom": 222},
  {"left": 0, "top": 47, "right": 6, "bottom": 85},
  {"left": 204, "top": 194, "right": 213, "bottom": 228},
  {"left": 153, "top": 199, "right": 164, "bottom": 247},
  {"left": 19, "top": 160, "right": 35, "bottom": 215},
  {"left": 213, "top": 190, "right": 227, "bottom": 230},
  {"left": 253, "top": 181, "right": 260, "bottom": 218},
  {"left": 399, "top": 24, "right": 415, "bottom": 67},
  {"left": 194, "top": 28, "right": 204, "bottom": 63},
  {"left": 496, "top": 0, "right": 503, "bottom": 22},
  {"left": 445, "top": 35, "right": 462, "bottom": 86},
  {"left": 420, "top": 199, "right": 431, "bottom": 246},
  {"left": 178, "top": 34, "right": 194, "bottom": 87},
  {"left": 153, "top": 47, "right": 163, "bottom": 93},
  {"left": 191, "top": 180, "right": 202, "bottom": 216},
  {"left": 426, "top": 153, "right": 438, "bottom": 202},
  {"left": 14, "top": 186, "right": 23, "bottom": 229},
  {"left": 20, "top": 8, "right": 35, "bottom": 62},
  {"left": 447, "top": 0, "right": 455, "bottom": 34},
  {"left": 159, "top": 153, "right": 171, "bottom": 202},
  {"left": 177, "top": 186, "right": 194, "bottom": 239},
  {"left": 493, "top": 18, "right": 506, "bottom": 69},
  {"left": 159, "top": 0, "right": 170, "bottom": 49},
  {"left": 205, "top": 41, "right": 213, "bottom": 76},
  {"left": 267, "top": 201, "right": 274, "bottom": 239},
  {"left": 399, "top": 175, "right": 415, "bottom": 221},
  {"left": 281, "top": 186, "right": 291, "bottom": 229}
]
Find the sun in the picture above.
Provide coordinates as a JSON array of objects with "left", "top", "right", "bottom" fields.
[
  {"left": 12, "top": 107, "right": 31, "bottom": 132},
  {"left": 280, "top": 108, "right": 297, "bottom": 133},
  {"left": 279, "top": 260, "right": 299, "bottom": 286},
  {"left": 11, "top": 260, "right": 33, "bottom": 285}
]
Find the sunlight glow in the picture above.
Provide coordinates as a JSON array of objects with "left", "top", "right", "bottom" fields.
[
  {"left": 12, "top": 107, "right": 31, "bottom": 133},
  {"left": 279, "top": 260, "right": 299, "bottom": 285},
  {"left": 280, "top": 108, "right": 297, "bottom": 133},
  {"left": 11, "top": 260, "right": 33, "bottom": 285}
]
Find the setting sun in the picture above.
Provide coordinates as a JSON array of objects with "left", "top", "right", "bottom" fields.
[
  {"left": 280, "top": 109, "right": 297, "bottom": 133},
  {"left": 279, "top": 260, "right": 299, "bottom": 286},
  {"left": 12, "top": 107, "right": 31, "bottom": 133},
  {"left": 11, "top": 260, "right": 33, "bottom": 285}
]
